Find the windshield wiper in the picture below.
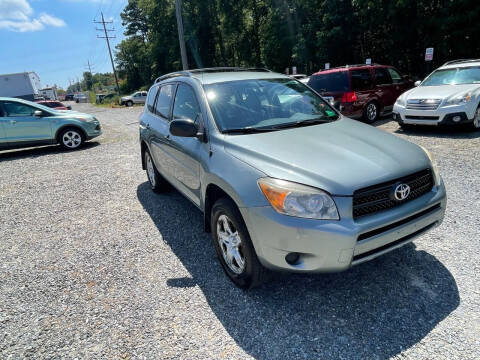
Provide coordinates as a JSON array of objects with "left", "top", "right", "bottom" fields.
[
  {"left": 222, "top": 126, "right": 278, "bottom": 134},
  {"left": 271, "top": 117, "right": 335, "bottom": 129}
]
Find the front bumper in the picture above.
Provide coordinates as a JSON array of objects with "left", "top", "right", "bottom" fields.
[
  {"left": 85, "top": 122, "right": 102, "bottom": 140},
  {"left": 240, "top": 179, "right": 446, "bottom": 273},
  {"left": 393, "top": 103, "right": 475, "bottom": 125}
]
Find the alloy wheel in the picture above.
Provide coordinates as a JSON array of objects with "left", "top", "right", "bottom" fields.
[
  {"left": 367, "top": 103, "right": 377, "bottom": 122},
  {"left": 216, "top": 214, "right": 246, "bottom": 274},
  {"left": 62, "top": 130, "right": 82, "bottom": 149},
  {"left": 145, "top": 152, "right": 156, "bottom": 188}
]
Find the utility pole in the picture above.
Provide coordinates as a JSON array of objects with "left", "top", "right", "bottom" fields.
[
  {"left": 175, "top": 0, "right": 188, "bottom": 70},
  {"left": 95, "top": 12, "right": 120, "bottom": 97},
  {"left": 85, "top": 60, "right": 94, "bottom": 75}
]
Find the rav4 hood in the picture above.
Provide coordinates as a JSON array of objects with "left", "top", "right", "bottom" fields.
[
  {"left": 224, "top": 118, "right": 430, "bottom": 196},
  {"left": 402, "top": 84, "right": 480, "bottom": 100}
]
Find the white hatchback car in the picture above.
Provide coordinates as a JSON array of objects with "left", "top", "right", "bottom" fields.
[{"left": 393, "top": 59, "right": 480, "bottom": 129}]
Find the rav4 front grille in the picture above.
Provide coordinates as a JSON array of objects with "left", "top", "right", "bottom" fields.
[{"left": 353, "top": 169, "right": 434, "bottom": 219}]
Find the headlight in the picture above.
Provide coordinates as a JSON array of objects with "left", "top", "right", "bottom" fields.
[
  {"left": 258, "top": 178, "right": 339, "bottom": 220},
  {"left": 443, "top": 93, "right": 472, "bottom": 106},
  {"left": 420, "top": 146, "right": 441, "bottom": 186},
  {"left": 395, "top": 96, "right": 405, "bottom": 106}
]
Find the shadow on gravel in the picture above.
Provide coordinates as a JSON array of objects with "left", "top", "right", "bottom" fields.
[
  {"left": 0, "top": 142, "right": 100, "bottom": 162},
  {"left": 137, "top": 182, "right": 459, "bottom": 360}
]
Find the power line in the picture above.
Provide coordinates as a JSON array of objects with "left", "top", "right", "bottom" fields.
[{"left": 94, "top": 12, "right": 120, "bottom": 96}]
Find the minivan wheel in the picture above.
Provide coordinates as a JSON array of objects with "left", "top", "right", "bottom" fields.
[
  {"left": 59, "top": 128, "right": 84, "bottom": 149},
  {"left": 363, "top": 102, "right": 379, "bottom": 124},
  {"left": 145, "top": 150, "right": 166, "bottom": 193},
  {"left": 211, "top": 198, "right": 269, "bottom": 289}
]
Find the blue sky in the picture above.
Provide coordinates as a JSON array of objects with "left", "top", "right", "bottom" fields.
[{"left": 0, "top": 0, "right": 128, "bottom": 89}]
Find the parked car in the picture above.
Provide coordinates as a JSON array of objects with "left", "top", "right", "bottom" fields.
[
  {"left": 139, "top": 68, "right": 446, "bottom": 289},
  {"left": 308, "top": 64, "right": 414, "bottom": 123},
  {"left": 65, "top": 93, "right": 75, "bottom": 101},
  {"left": 0, "top": 97, "right": 102, "bottom": 150},
  {"left": 74, "top": 93, "right": 88, "bottom": 103},
  {"left": 35, "top": 100, "right": 72, "bottom": 110},
  {"left": 95, "top": 93, "right": 116, "bottom": 104},
  {"left": 121, "top": 91, "right": 147, "bottom": 107},
  {"left": 393, "top": 59, "right": 480, "bottom": 129}
]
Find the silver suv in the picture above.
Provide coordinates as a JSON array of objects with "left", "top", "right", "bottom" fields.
[{"left": 139, "top": 68, "right": 446, "bottom": 288}]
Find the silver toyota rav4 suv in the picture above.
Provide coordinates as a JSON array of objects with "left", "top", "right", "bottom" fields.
[{"left": 139, "top": 68, "right": 446, "bottom": 288}]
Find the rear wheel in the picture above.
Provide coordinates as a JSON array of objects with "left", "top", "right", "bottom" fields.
[
  {"left": 59, "top": 128, "right": 84, "bottom": 150},
  {"left": 211, "top": 198, "right": 269, "bottom": 289},
  {"left": 363, "top": 102, "right": 379, "bottom": 124},
  {"left": 145, "top": 149, "right": 166, "bottom": 192}
]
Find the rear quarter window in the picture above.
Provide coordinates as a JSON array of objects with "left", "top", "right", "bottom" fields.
[
  {"left": 308, "top": 72, "right": 350, "bottom": 93},
  {"left": 146, "top": 86, "right": 159, "bottom": 113}
]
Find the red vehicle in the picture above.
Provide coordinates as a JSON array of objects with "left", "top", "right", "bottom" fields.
[
  {"left": 35, "top": 100, "right": 72, "bottom": 111},
  {"left": 307, "top": 64, "right": 414, "bottom": 123}
]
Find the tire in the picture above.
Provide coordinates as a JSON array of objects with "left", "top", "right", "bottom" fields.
[
  {"left": 59, "top": 128, "right": 84, "bottom": 150},
  {"left": 471, "top": 106, "right": 480, "bottom": 131},
  {"left": 144, "top": 149, "right": 166, "bottom": 193},
  {"left": 363, "top": 102, "right": 379, "bottom": 124},
  {"left": 126, "top": 100, "right": 133, "bottom": 107},
  {"left": 211, "top": 197, "right": 269, "bottom": 289}
]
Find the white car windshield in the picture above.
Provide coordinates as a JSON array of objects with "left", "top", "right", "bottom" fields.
[
  {"left": 204, "top": 78, "right": 339, "bottom": 133},
  {"left": 422, "top": 66, "right": 480, "bottom": 86}
]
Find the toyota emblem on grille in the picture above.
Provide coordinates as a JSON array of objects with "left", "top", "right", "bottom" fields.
[{"left": 394, "top": 183, "right": 411, "bottom": 201}]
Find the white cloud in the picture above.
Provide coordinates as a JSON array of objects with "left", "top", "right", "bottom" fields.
[{"left": 0, "top": 0, "right": 66, "bottom": 32}]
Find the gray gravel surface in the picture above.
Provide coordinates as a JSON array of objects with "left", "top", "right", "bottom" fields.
[{"left": 1, "top": 103, "right": 479, "bottom": 359}]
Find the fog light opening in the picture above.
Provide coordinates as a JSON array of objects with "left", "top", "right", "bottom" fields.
[
  {"left": 285, "top": 252, "right": 300, "bottom": 265},
  {"left": 452, "top": 115, "right": 461, "bottom": 123}
]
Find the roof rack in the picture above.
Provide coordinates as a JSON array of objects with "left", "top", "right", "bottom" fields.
[
  {"left": 154, "top": 67, "right": 271, "bottom": 83},
  {"left": 442, "top": 59, "right": 480, "bottom": 66}
]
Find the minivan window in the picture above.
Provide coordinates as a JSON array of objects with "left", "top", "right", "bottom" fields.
[
  {"left": 173, "top": 84, "right": 201, "bottom": 121},
  {"left": 374, "top": 68, "right": 392, "bottom": 85},
  {"left": 205, "top": 78, "right": 339, "bottom": 133},
  {"left": 146, "top": 86, "right": 159, "bottom": 113},
  {"left": 155, "top": 84, "right": 175, "bottom": 119},
  {"left": 351, "top": 69, "right": 373, "bottom": 91},
  {"left": 388, "top": 68, "right": 403, "bottom": 84},
  {"left": 308, "top": 72, "right": 349, "bottom": 93}
]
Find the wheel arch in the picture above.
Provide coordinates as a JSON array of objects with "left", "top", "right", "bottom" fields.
[{"left": 204, "top": 183, "right": 241, "bottom": 233}]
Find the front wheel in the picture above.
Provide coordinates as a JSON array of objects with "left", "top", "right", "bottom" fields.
[
  {"left": 126, "top": 100, "right": 133, "bottom": 107},
  {"left": 59, "top": 128, "right": 84, "bottom": 150},
  {"left": 472, "top": 106, "right": 480, "bottom": 130},
  {"left": 363, "top": 102, "right": 379, "bottom": 124},
  {"left": 211, "top": 198, "right": 269, "bottom": 289}
]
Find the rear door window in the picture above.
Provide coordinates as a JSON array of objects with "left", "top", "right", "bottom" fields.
[
  {"left": 146, "top": 86, "right": 159, "bottom": 113},
  {"left": 154, "top": 84, "right": 175, "bottom": 119},
  {"left": 308, "top": 72, "right": 350, "bottom": 92},
  {"left": 374, "top": 68, "right": 393, "bottom": 85},
  {"left": 350, "top": 69, "right": 373, "bottom": 91}
]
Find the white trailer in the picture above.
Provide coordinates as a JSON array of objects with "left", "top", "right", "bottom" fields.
[
  {"left": 39, "top": 87, "right": 58, "bottom": 100},
  {"left": 0, "top": 72, "right": 42, "bottom": 101}
]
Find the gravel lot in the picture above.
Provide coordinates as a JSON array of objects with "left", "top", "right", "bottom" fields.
[{"left": 1, "top": 102, "right": 479, "bottom": 359}]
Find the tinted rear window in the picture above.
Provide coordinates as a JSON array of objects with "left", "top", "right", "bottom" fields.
[
  {"left": 308, "top": 72, "right": 349, "bottom": 92},
  {"left": 351, "top": 69, "right": 373, "bottom": 91}
]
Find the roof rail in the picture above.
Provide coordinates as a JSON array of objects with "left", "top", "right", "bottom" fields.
[
  {"left": 321, "top": 63, "right": 381, "bottom": 71},
  {"left": 154, "top": 71, "right": 191, "bottom": 83},
  {"left": 154, "top": 67, "right": 273, "bottom": 84},
  {"left": 442, "top": 59, "right": 480, "bottom": 66}
]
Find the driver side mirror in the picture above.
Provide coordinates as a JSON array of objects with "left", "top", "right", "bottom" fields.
[
  {"left": 414, "top": 80, "right": 421, "bottom": 87},
  {"left": 34, "top": 110, "right": 43, "bottom": 117},
  {"left": 170, "top": 118, "right": 205, "bottom": 141}
]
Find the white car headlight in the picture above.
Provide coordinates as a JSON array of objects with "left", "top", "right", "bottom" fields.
[
  {"left": 395, "top": 96, "right": 406, "bottom": 107},
  {"left": 258, "top": 178, "right": 339, "bottom": 220},
  {"left": 443, "top": 93, "right": 472, "bottom": 106},
  {"left": 420, "top": 146, "right": 441, "bottom": 186}
]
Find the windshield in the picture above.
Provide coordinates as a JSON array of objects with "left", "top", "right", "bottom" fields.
[
  {"left": 204, "top": 78, "right": 339, "bottom": 133},
  {"left": 422, "top": 66, "right": 480, "bottom": 86},
  {"left": 308, "top": 72, "right": 350, "bottom": 93}
]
